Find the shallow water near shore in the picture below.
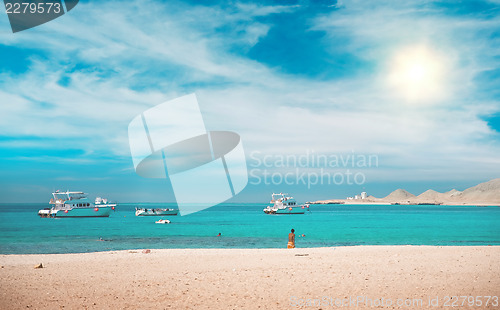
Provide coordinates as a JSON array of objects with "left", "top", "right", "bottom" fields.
[{"left": 0, "top": 203, "right": 499, "bottom": 254}]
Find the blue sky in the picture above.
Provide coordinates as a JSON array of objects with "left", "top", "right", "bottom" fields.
[{"left": 0, "top": 0, "right": 499, "bottom": 203}]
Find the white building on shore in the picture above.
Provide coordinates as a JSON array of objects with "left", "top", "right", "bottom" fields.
[{"left": 347, "top": 191, "right": 368, "bottom": 200}]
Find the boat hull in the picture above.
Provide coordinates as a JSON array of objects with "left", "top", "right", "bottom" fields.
[
  {"left": 264, "top": 207, "right": 307, "bottom": 214},
  {"left": 135, "top": 209, "right": 179, "bottom": 216},
  {"left": 275, "top": 208, "right": 305, "bottom": 214},
  {"left": 39, "top": 207, "right": 113, "bottom": 218}
]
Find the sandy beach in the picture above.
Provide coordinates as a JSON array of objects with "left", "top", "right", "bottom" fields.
[{"left": 1, "top": 246, "right": 499, "bottom": 309}]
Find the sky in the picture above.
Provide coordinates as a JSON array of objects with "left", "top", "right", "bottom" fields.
[{"left": 0, "top": 0, "right": 499, "bottom": 204}]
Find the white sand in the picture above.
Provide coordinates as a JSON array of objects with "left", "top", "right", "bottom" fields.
[{"left": 1, "top": 246, "right": 499, "bottom": 309}]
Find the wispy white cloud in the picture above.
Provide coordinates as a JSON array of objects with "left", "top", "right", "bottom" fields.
[{"left": 0, "top": 0, "right": 498, "bottom": 189}]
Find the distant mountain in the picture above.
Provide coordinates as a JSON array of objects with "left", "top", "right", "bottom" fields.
[
  {"left": 416, "top": 189, "right": 443, "bottom": 200},
  {"left": 390, "top": 179, "right": 500, "bottom": 204},
  {"left": 312, "top": 178, "right": 499, "bottom": 205},
  {"left": 384, "top": 189, "right": 415, "bottom": 201},
  {"left": 445, "top": 189, "right": 462, "bottom": 197},
  {"left": 458, "top": 178, "right": 500, "bottom": 202}
]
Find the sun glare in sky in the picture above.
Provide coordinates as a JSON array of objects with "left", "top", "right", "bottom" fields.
[{"left": 387, "top": 45, "right": 448, "bottom": 103}]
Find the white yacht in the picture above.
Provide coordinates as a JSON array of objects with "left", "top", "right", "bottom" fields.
[
  {"left": 263, "top": 193, "right": 309, "bottom": 214},
  {"left": 38, "top": 191, "right": 116, "bottom": 218},
  {"left": 135, "top": 208, "right": 178, "bottom": 216}
]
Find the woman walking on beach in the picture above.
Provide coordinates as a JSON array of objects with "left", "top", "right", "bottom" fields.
[{"left": 287, "top": 229, "right": 295, "bottom": 249}]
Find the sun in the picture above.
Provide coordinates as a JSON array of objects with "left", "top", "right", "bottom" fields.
[{"left": 387, "top": 45, "right": 447, "bottom": 103}]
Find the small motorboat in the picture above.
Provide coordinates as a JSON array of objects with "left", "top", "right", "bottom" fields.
[
  {"left": 155, "top": 219, "right": 171, "bottom": 224},
  {"left": 263, "top": 193, "right": 309, "bottom": 214},
  {"left": 135, "top": 207, "right": 178, "bottom": 216}
]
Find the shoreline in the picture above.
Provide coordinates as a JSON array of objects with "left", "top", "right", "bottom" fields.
[
  {"left": 1, "top": 244, "right": 499, "bottom": 257},
  {"left": 310, "top": 200, "right": 500, "bottom": 206},
  {"left": 1, "top": 246, "right": 499, "bottom": 309}
]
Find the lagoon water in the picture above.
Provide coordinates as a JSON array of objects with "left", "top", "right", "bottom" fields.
[{"left": 0, "top": 203, "right": 499, "bottom": 254}]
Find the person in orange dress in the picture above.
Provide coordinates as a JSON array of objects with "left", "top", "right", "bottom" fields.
[{"left": 287, "top": 229, "right": 295, "bottom": 249}]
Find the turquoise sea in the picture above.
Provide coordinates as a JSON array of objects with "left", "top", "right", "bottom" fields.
[{"left": 0, "top": 203, "right": 499, "bottom": 254}]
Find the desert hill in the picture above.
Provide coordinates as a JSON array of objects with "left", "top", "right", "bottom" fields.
[
  {"left": 416, "top": 189, "right": 443, "bottom": 200},
  {"left": 384, "top": 189, "right": 415, "bottom": 201},
  {"left": 458, "top": 178, "right": 500, "bottom": 202},
  {"left": 311, "top": 179, "right": 500, "bottom": 205}
]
